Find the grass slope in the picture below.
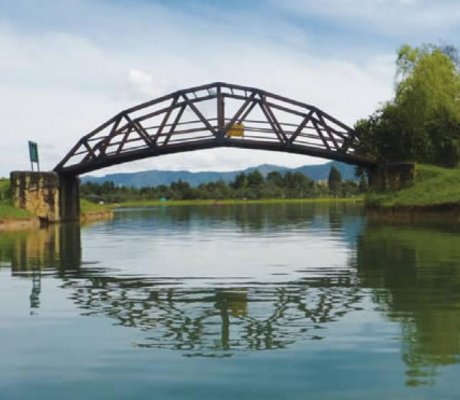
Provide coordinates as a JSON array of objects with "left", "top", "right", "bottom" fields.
[
  {"left": 80, "top": 199, "right": 113, "bottom": 214},
  {"left": 0, "top": 203, "right": 33, "bottom": 220},
  {"left": 368, "top": 164, "right": 460, "bottom": 208},
  {"left": 0, "top": 178, "right": 33, "bottom": 220}
]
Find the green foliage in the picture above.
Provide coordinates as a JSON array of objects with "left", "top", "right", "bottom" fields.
[
  {"left": 80, "top": 199, "right": 112, "bottom": 213},
  {"left": 247, "top": 170, "right": 264, "bottom": 187},
  {"left": 356, "top": 44, "right": 460, "bottom": 167},
  {"left": 0, "top": 178, "right": 33, "bottom": 220},
  {"left": 327, "top": 166, "right": 342, "bottom": 197},
  {"left": 0, "top": 202, "right": 33, "bottom": 220},
  {"left": 358, "top": 175, "right": 368, "bottom": 193},
  {"left": 80, "top": 168, "right": 362, "bottom": 205},
  {"left": 266, "top": 171, "right": 283, "bottom": 186},
  {"left": 230, "top": 173, "right": 248, "bottom": 190},
  {"left": 0, "top": 178, "right": 11, "bottom": 201}
]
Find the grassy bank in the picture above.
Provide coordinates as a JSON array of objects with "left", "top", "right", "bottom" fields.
[
  {"left": 0, "top": 178, "right": 33, "bottom": 220},
  {"left": 0, "top": 203, "right": 33, "bottom": 220},
  {"left": 115, "top": 197, "right": 362, "bottom": 208},
  {"left": 80, "top": 199, "right": 113, "bottom": 213},
  {"left": 367, "top": 164, "right": 460, "bottom": 209}
]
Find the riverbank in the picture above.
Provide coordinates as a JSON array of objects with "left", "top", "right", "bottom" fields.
[
  {"left": 0, "top": 202, "right": 39, "bottom": 231},
  {"left": 0, "top": 199, "right": 113, "bottom": 231},
  {"left": 0, "top": 180, "right": 37, "bottom": 230},
  {"left": 115, "top": 197, "right": 362, "bottom": 208},
  {"left": 4, "top": 163, "right": 460, "bottom": 228},
  {"left": 80, "top": 199, "right": 114, "bottom": 222},
  {"left": 366, "top": 164, "right": 460, "bottom": 220}
]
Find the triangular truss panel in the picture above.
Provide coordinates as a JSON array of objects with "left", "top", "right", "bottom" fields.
[{"left": 55, "top": 82, "right": 377, "bottom": 175}]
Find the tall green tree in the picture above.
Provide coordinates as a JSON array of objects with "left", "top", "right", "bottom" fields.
[
  {"left": 358, "top": 175, "right": 368, "bottom": 193},
  {"left": 328, "top": 166, "right": 342, "bottom": 197},
  {"left": 356, "top": 44, "right": 460, "bottom": 167},
  {"left": 231, "top": 173, "right": 248, "bottom": 190},
  {"left": 266, "top": 171, "right": 283, "bottom": 187},
  {"left": 246, "top": 170, "right": 264, "bottom": 187}
]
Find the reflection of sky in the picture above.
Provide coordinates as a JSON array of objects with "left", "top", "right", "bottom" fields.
[{"left": 80, "top": 207, "right": 361, "bottom": 285}]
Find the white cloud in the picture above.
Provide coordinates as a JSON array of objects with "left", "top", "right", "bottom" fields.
[
  {"left": 128, "top": 69, "right": 174, "bottom": 99},
  {"left": 275, "top": 0, "right": 460, "bottom": 37}
]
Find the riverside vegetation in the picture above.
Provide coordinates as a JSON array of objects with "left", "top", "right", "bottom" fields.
[
  {"left": 0, "top": 166, "right": 362, "bottom": 223},
  {"left": 80, "top": 166, "right": 363, "bottom": 205},
  {"left": 355, "top": 44, "right": 460, "bottom": 167},
  {"left": 354, "top": 43, "right": 460, "bottom": 213},
  {"left": 0, "top": 165, "right": 362, "bottom": 224}
]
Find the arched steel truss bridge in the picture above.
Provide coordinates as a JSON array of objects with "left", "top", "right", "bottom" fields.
[{"left": 54, "top": 82, "right": 377, "bottom": 176}]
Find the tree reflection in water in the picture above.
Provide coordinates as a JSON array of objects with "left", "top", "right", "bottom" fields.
[{"left": 355, "top": 222, "right": 460, "bottom": 386}]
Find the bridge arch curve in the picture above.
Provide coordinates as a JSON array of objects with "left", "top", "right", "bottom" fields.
[{"left": 54, "top": 82, "right": 377, "bottom": 176}]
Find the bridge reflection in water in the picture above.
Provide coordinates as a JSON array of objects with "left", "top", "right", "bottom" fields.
[{"left": 2, "top": 205, "right": 460, "bottom": 387}]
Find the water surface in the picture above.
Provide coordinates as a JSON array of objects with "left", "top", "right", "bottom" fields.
[{"left": 1, "top": 203, "right": 460, "bottom": 399}]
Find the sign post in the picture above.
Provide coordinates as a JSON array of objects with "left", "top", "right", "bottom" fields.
[{"left": 28, "top": 141, "right": 40, "bottom": 172}]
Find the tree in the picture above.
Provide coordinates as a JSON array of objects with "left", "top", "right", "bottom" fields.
[
  {"left": 246, "top": 170, "right": 264, "bottom": 187},
  {"left": 80, "top": 170, "right": 330, "bottom": 203},
  {"left": 244, "top": 170, "right": 264, "bottom": 199},
  {"left": 358, "top": 175, "right": 368, "bottom": 193},
  {"left": 266, "top": 171, "right": 284, "bottom": 187},
  {"left": 170, "top": 180, "right": 194, "bottom": 200},
  {"left": 328, "top": 166, "right": 342, "bottom": 197},
  {"left": 356, "top": 44, "right": 460, "bottom": 167},
  {"left": 341, "top": 180, "right": 359, "bottom": 197},
  {"left": 231, "top": 173, "right": 248, "bottom": 190},
  {"left": 283, "top": 172, "right": 311, "bottom": 198}
]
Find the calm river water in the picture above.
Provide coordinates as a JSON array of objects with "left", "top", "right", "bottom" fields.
[{"left": 2, "top": 203, "right": 460, "bottom": 399}]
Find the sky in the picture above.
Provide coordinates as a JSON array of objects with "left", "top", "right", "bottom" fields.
[{"left": 1, "top": 0, "right": 459, "bottom": 177}]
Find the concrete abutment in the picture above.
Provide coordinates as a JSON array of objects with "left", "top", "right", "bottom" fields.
[
  {"left": 59, "top": 174, "right": 80, "bottom": 221},
  {"left": 10, "top": 171, "right": 80, "bottom": 222}
]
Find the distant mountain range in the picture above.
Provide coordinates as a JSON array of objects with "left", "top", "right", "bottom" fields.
[{"left": 81, "top": 161, "right": 357, "bottom": 188}]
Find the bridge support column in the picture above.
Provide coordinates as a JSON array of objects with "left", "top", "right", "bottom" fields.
[
  {"left": 10, "top": 171, "right": 61, "bottom": 222},
  {"left": 368, "top": 162, "right": 415, "bottom": 192},
  {"left": 59, "top": 174, "right": 80, "bottom": 221},
  {"left": 10, "top": 171, "right": 80, "bottom": 222}
]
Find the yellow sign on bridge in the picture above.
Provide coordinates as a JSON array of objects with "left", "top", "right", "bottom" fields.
[{"left": 227, "top": 122, "right": 245, "bottom": 137}]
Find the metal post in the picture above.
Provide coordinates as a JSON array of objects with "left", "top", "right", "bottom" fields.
[{"left": 217, "top": 84, "right": 225, "bottom": 139}]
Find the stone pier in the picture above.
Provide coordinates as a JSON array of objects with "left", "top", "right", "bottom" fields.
[{"left": 10, "top": 171, "right": 80, "bottom": 222}]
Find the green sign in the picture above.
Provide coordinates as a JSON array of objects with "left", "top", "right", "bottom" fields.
[{"left": 28, "top": 141, "right": 39, "bottom": 163}]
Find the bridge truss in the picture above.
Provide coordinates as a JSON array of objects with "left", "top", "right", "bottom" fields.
[{"left": 54, "top": 82, "right": 376, "bottom": 175}]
